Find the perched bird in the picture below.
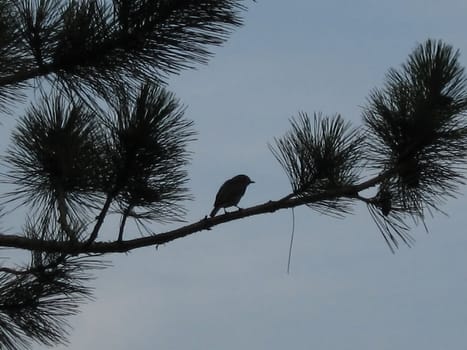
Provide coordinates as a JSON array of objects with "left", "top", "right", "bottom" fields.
[{"left": 210, "top": 174, "right": 254, "bottom": 217}]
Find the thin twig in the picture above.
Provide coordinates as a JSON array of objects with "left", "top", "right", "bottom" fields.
[
  {"left": 118, "top": 204, "right": 133, "bottom": 241},
  {"left": 286, "top": 207, "right": 295, "bottom": 274},
  {"left": 56, "top": 188, "right": 75, "bottom": 240},
  {"left": 87, "top": 194, "right": 115, "bottom": 244}
]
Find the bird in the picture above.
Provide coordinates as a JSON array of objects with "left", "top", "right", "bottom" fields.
[{"left": 210, "top": 174, "right": 254, "bottom": 217}]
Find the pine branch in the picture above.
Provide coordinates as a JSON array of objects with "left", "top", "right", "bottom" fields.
[
  {"left": 2, "top": 91, "right": 108, "bottom": 228},
  {"left": 0, "top": 254, "right": 107, "bottom": 350},
  {"left": 0, "top": 172, "right": 394, "bottom": 255},
  {"left": 2, "top": 82, "right": 196, "bottom": 244},
  {"left": 363, "top": 39, "right": 467, "bottom": 218},
  {"left": 270, "top": 112, "right": 364, "bottom": 216},
  {"left": 106, "top": 82, "right": 196, "bottom": 224},
  {"left": 0, "top": 0, "right": 251, "bottom": 107}
]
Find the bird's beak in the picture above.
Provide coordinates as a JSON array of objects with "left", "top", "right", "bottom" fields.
[{"left": 250, "top": 180, "right": 255, "bottom": 184}]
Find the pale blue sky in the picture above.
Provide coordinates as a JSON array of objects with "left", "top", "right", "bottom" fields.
[{"left": 27, "top": 1, "right": 467, "bottom": 349}]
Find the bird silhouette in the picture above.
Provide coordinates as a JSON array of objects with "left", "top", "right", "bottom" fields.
[{"left": 210, "top": 174, "right": 254, "bottom": 217}]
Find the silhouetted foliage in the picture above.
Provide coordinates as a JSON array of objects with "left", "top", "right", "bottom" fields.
[
  {"left": 270, "top": 112, "right": 363, "bottom": 216},
  {"left": 363, "top": 40, "right": 467, "bottom": 250},
  {"left": 0, "top": 1, "right": 465, "bottom": 349},
  {"left": 0, "top": 1, "right": 249, "bottom": 348},
  {"left": 0, "top": 253, "right": 106, "bottom": 350}
]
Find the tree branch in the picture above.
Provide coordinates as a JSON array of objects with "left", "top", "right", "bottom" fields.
[
  {"left": 87, "top": 194, "right": 114, "bottom": 244},
  {"left": 118, "top": 204, "right": 133, "bottom": 242},
  {"left": 0, "top": 174, "right": 384, "bottom": 255}
]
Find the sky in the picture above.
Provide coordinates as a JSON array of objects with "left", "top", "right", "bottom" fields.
[{"left": 15, "top": 0, "right": 467, "bottom": 349}]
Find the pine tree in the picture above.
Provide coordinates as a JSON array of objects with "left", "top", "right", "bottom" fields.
[{"left": 0, "top": 1, "right": 466, "bottom": 349}]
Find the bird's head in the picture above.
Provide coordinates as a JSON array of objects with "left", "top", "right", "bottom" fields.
[{"left": 236, "top": 174, "right": 255, "bottom": 186}]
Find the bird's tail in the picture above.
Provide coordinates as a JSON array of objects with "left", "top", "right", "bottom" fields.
[{"left": 210, "top": 207, "right": 220, "bottom": 217}]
